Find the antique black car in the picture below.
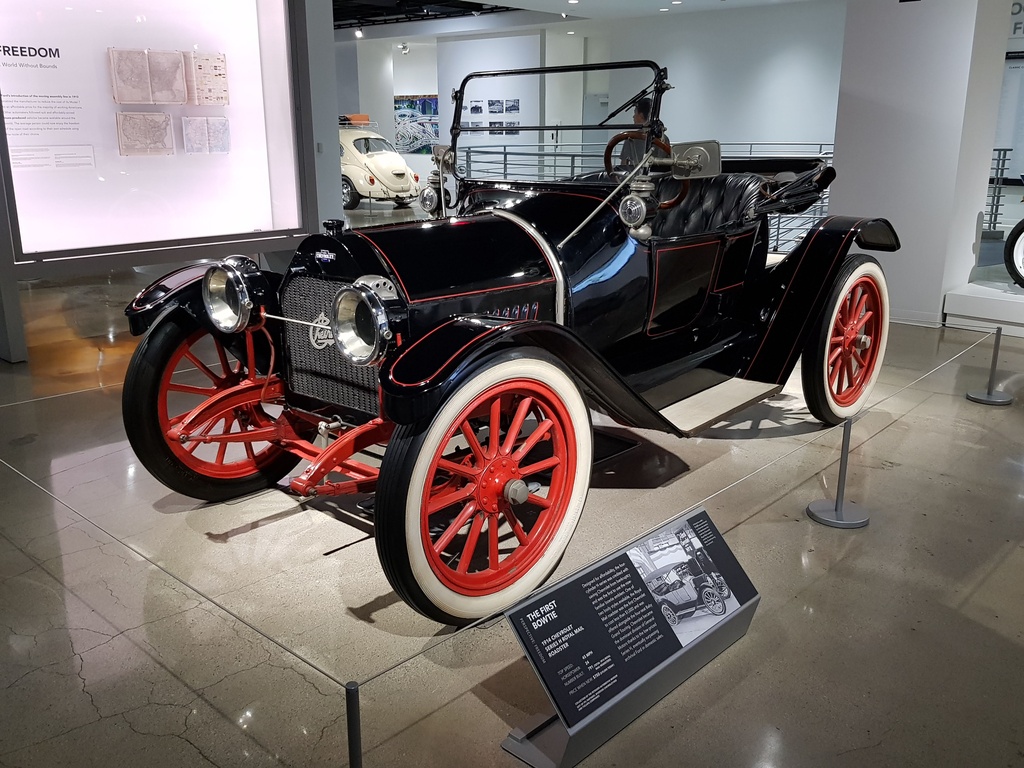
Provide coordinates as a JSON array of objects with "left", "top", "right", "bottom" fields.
[
  {"left": 644, "top": 563, "right": 727, "bottom": 624},
  {"left": 122, "top": 61, "right": 899, "bottom": 625}
]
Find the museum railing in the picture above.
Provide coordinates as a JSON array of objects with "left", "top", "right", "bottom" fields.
[{"left": 986, "top": 147, "right": 1012, "bottom": 234}]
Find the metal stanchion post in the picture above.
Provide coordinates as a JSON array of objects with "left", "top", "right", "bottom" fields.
[
  {"left": 346, "top": 681, "right": 362, "bottom": 768},
  {"left": 806, "top": 418, "right": 870, "bottom": 529},
  {"left": 966, "top": 326, "right": 1013, "bottom": 406}
]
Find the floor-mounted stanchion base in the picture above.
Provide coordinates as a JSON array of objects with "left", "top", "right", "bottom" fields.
[
  {"left": 806, "top": 499, "right": 869, "bottom": 529},
  {"left": 965, "top": 390, "right": 1013, "bottom": 406}
]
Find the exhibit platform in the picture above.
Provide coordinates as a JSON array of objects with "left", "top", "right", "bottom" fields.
[
  {"left": 1, "top": 265, "right": 1023, "bottom": 767},
  {"left": 944, "top": 278, "right": 1024, "bottom": 338}
]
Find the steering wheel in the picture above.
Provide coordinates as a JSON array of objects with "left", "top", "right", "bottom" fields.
[{"left": 604, "top": 131, "right": 686, "bottom": 209}]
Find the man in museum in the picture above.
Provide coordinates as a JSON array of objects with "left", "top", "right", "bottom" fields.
[{"left": 617, "top": 97, "right": 670, "bottom": 170}]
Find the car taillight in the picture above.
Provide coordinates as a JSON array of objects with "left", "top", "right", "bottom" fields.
[
  {"left": 368, "top": 175, "right": 375, "bottom": 186},
  {"left": 414, "top": 173, "right": 419, "bottom": 183}
]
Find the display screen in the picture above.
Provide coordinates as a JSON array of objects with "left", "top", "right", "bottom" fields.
[{"left": 0, "top": 0, "right": 301, "bottom": 258}]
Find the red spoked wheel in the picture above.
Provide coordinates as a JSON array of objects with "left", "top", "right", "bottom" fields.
[
  {"left": 801, "top": 254, "right": 890, "bottom": 425},
  {"left": 123, "top": 311, "right": 305, "bottom": 501},
  {"left": 375, "top": 351, "right": 592, "bottom": 625}
]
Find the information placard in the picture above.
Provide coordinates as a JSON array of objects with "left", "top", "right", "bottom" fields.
[{"left": 508, "top": 507, "right": 756, "bottom": 732}]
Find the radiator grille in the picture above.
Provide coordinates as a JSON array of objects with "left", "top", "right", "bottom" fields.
[{"left": 281, "top": 275, "right": 380, "bottom": 416}]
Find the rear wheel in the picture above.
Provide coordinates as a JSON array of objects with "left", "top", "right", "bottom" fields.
[
  {"left": 1003, "top": 218, "right": 1024, "bottom": 289},
  {"left": 660, "top": 602, "right": 679, "bottom": 626},
  {"left": 122, "top": 312, "right": 302, "bottom": 501},
  {"left": 801, "top": 254, "right": 889, "bottom": 426},
  {"left": 375, "top": 351, "right": 592, "bottom": 625}
]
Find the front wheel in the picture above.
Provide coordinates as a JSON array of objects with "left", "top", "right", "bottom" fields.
[
  {"left": 122, "top": 312, "right": 302, "bottom": 501},
  {"left": 375, "top": 351, "right": 593, "bottom": 625},
  {"left": 1003, "top": 219, "right": 1024, "bottom": 289},
  {"left": 713, "top": 573, "right": 731, "bottom": 600},
  {"left": 700, "top": 586, "right": 726, "bottom": 616},
  {"left": 801, "top": 254, "right": 889, "bottom": 426},
  {"left": 342, "top": 177, "right": 360, "bottom": 210}
]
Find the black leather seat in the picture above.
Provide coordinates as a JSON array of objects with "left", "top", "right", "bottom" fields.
[{"left": 651, "top": 173, "right": 767, "bottom": 239}]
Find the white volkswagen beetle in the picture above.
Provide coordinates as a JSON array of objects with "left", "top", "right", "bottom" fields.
[{"left": 339, "top": 127, "right": 420, "bottom": 210}]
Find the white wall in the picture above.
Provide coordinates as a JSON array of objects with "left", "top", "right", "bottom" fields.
[
  {"left": 393, "top": 43, "right": 439, "bottom": 180},
  {"left": 356, "top": 39, "right": 396, "bottom": 143},
  {"left": 607, "top": 0, "right": 846, "bottom": 143},
  {"left": 544, "top": 31, "right": 585, "bottom": 147},
  {"left": 437, "top": 33, "right": 542, "bottom": 152},
  {"left": 830, "top": 0, "right": 1008, "bottom": 323}
]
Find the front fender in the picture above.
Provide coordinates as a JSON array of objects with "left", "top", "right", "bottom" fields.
[
  {"left": 124, "top": 264, "right": 209, "bottom": 336},
  {"left": 380, "top": 316, "right": 681, "bottom": 435},
  {"left": 124, "top": 264, "right": 284, "bottom": 336}
]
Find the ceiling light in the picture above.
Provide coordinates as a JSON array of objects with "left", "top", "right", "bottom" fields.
[
  {"left": 567, "top": 30, "right": 575, "bottom": 34},
  {"left": 660, "top": 7, "right": 668, "bottom": 10},
  {"left": 354, "top": 28, "right": 363, "bottom": 38},
  {"left": 672, "top": 1, "right": 682, "bottom": 3},
  {"left": 568, "top": 0, "right": 578, "bottom": 4}
]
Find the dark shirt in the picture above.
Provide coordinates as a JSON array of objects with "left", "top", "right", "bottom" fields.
[{"left": 618, "top": 132, "right": 670, "bottom": 170}]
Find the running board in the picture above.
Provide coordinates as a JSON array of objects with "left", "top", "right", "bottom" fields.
[{"left": 658, "top": 378, "right": 783, "bottom": 437}]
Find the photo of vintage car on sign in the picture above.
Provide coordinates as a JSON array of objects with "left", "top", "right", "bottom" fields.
[
  {"left": 644, "top": 562, "right": 726, "bottom": 624},
  {"left": 122, "top": 61, "right": 899, "bottom": 625}
]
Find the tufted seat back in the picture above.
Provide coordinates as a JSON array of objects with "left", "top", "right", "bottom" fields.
[{"left": 651, "top": 173, "right": 767, "bottom": 239}]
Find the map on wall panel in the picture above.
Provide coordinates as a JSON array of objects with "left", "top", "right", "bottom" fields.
[
  {"left": 116, "top": 112, "right": 174, "bottom": 156},
  {"left": 182, "top": 116, "right": 230, "bottom": 154},
  {"left": 108, "top": 48, "right": 187, "bottom": 105},
  {"left": 109, "top": 49, "right": 152, "bottom": 104},
  {"left": 185, "top": 52, "right": 229, "bottom": 106}
]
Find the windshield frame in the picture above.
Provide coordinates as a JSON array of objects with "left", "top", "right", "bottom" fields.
[{"left": 449, "top": 59, "right": 669, "bottom": 182}]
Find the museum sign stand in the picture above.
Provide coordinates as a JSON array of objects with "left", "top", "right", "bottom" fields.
[{"left": 502, "top": 506, "right": 758, "bottom": 768}]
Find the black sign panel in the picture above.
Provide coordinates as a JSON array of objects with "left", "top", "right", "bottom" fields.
[{"left": 508, "top": 508, "right": 755, "bottom": 731}]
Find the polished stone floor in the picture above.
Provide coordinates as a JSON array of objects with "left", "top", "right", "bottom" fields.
[{"left": 1, "top": 261, "right": 1023, "bottom": 767}]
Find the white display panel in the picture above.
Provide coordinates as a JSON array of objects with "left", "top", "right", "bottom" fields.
[{"left": 0, "top": 0, "right": 300, "bottom": 258}]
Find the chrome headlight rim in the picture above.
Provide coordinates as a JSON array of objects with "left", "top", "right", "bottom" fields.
[
  {"left": 419, "top": 186, "right": 439, "bottom": 214},
  {"left": 331, "top": 283, "right": 391, "bottom": 366},
  {"left": 618, "top": 194, "right": 650, "bottom": 228},
  {"left": 202, "top": 256, "right": 256, "bottom": 334}
]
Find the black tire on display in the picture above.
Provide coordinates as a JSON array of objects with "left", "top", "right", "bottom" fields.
[
  {"left": 342, "top": 177, "right": 361, "bottom": 210},
  {"left": 1003, "top": 218, "right": 1024, "bottom": 289},
  {"left": 701, "top": 586, "right": 726, "bottom": 616},
  {"left": 122, "top": 311, "right": 302, "bottom": 502},
  {"left": 374, "top": 349, "right": 593, "bottom": 625},
  {"left": 801, "top": 254, "right": 890, "bottom": 426}
]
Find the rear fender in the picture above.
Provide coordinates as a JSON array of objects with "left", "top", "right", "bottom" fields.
[
  {"left": 743, "top": 216, "right": 899, "bottom": 384},
  {"left": 380, "top": 317, "right": 682, "bottom": 435}
]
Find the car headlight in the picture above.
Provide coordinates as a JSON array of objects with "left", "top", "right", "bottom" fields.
[
  {"left": 331, "top": 283, "right": 391, "bottom": 365},
  {"left": 618, "top": 194, "right": 655, "bottom": 228},
  {"left": 419, "top": 186, "right": 438, "bottom": 213},
  {"left": 202, "top": 256, "right": 261, "bottom": 333}
]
